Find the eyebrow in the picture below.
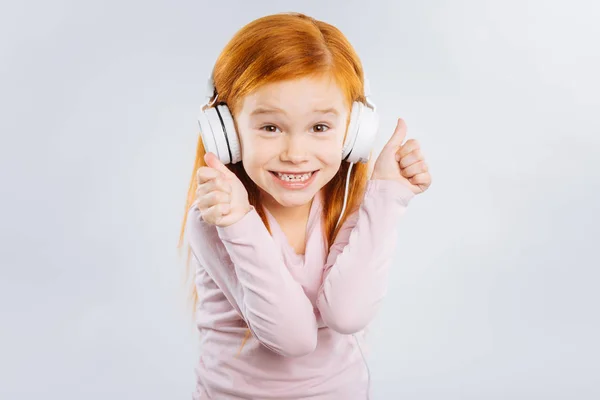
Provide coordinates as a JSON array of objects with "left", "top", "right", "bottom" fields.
[{"left": 249, "top": 106, "right": 339, "bottom": 117}]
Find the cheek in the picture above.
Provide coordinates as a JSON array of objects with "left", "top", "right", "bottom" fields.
[
  {"left": 320, "top": 136, "right": 345, "bottom": 163},
  {"left": 240, "top": 138, "right": 272, "bottom": 168},
  {"left": 320, "top": 147, "right": 342, "bottom": 164}
]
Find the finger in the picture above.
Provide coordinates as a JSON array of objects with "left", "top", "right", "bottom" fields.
[
  {"left": 197, "top": 166, "right": 222, "bottom": 184},
  {"left": 197, "top": 177, "right": 231, "bottom": 197},
  {"left": 385, "top": 118, "right": 407, "bottom": 149},
  {"left": 395, "top": 139, "right": 420, "bottom": 160},
  {"left": 401, "top": 160, "right": 428, "bottom": 178},
  {"left": 409, "top": 172, "right": 431, "bottom": 186},
  {"left": 204, "top": 152, "right": 231, "bottom": 177},
  {"left": 195, "top": 190, "right": 231, "bottom": 210},
  {"left": 220, "top": 203, "right": 232, "bottom": 215},
  {"left": 208, "top": 202, "right": 231, "bottom": 217},
  {"left": 204, "top": 203, "right": 231, "bottom": 222},
  {"left": 397, "top": 149, "right": 423, "bottom": 168}
]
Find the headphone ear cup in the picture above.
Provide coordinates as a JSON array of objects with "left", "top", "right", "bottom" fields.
[
  {"left": 343, "top": 101, "right": 379, "bottom": 164},
  {"left": 216, "top": 104, "right": 241, "bottom": 164},
  {"left": 353, "top": 104, "right": 379, "bottom": 163},
  {"left": 198, "top": 105, "right": 241, "bottom": 165},
  {"left": 342, "top": 101, "right": 362, "bottom": 162},
  {"left": 198, "top": 109, "right": 219, "bottom": 160}
]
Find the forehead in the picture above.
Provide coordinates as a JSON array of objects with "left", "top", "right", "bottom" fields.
[{"left": 239, "top": 75, "right": 347, "bottom": 116}]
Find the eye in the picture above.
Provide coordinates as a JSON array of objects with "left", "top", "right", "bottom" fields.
[
  {"left": 312, "top": 124, "right": 330, "bottom": 133},
  {"left": 260, "top": 125, "right": 280, "bottom": 133}
]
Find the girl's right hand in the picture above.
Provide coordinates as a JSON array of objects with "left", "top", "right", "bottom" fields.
[{"left": 194, "top": 152, "right": 252, "bottom": 227}]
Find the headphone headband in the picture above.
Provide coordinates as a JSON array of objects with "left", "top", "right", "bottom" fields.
[{"left": 205, "top": 73, "right": 215, "bottom": 101}]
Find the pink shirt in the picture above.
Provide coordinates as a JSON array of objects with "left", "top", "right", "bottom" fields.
[{"left": 186, "top": 179, "right": 415, "bottom": 399}]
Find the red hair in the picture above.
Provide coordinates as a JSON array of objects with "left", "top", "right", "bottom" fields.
[{"left": 177, "top": 12, "right": 373, "bottom": 352}]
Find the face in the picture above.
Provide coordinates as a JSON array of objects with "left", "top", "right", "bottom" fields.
[{"left": 234, "top": 75, "right": 349, "bottom": 215}]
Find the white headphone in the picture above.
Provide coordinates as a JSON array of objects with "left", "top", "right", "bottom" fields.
[
  {"left": 197, "top": 73, "right": 379, "bottom": 165},
  {"left": 197, "top": 73, "right": 377, "bottom": 399}
]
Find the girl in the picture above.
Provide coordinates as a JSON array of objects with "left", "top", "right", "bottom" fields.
[{"left": 178, "top": 12, "right": 431, "bottom": 400}]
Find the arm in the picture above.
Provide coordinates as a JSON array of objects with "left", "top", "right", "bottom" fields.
[
  {"left": 186, "top": 205, "right": 318, "bottom": 357},
  {"left": 316, "top": 179, "right": 415, "bottom": 334}
]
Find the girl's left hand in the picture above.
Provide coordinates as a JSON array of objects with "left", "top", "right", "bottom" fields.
[{"left": 370, "top": 118, "right": 432, "bottom": 194}]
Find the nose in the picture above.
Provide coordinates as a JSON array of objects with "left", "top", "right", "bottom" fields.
[{"left": 281, "top": 133, "right": 310, "bottom": 163}]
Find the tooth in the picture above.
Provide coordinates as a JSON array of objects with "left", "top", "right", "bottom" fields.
[{"left": 276, "top": 171, "right": 312, "bottom": 181}]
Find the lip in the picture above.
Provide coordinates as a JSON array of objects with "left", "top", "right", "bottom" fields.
[{"left": 270, "top": 170, "right": 318, "bottom": 174}]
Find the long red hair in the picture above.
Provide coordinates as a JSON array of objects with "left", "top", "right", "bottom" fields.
[{"left": 177, "top": 12, "right": 373, "bottom": 350}]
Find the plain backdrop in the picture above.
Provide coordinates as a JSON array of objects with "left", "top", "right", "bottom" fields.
[{"left": 1, "top": 0, "right": 599, "bottom": 399}]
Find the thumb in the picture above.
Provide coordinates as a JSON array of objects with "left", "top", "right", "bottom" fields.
[
  {"left": 385, "top": 118, "right": 407, "bottom": 149},
  {"left": 204, "top": 152, "right": 231, "bottom": 177}
]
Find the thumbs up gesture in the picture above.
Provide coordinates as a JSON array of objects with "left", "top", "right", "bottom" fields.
[
  {"left": 370, "top": 118, "right": 432, "bottom": 194},
  {"left": 194, "top": 152, "right": 252, "bottom": 227}
]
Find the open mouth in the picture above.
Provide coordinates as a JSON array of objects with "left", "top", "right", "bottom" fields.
[{"left": 269, "top": 170, "right": 319, "bottom": 183}]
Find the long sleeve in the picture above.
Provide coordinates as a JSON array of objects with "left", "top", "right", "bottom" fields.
[
  {"left": 186, "top": 205, "right": 318, "bottom": 357},
  {"left": 316, "top": 179, "right": 415, "bottom": 334}
]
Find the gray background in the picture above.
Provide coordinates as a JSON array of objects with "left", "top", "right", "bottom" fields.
[{"left": 1, "top": 0, "right": 598, "bottom": 398}]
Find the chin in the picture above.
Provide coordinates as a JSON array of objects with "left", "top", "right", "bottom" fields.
[
  {"left": 259, "top": 175, "right": 321, "bottom": 208},
  {"left": 272, "top": 193, "right": 315, "bottom": 208}
]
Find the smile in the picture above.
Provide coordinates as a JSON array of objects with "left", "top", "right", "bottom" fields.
[{"left": 268, "top": 170, "right": 319, "bottom": 189}]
